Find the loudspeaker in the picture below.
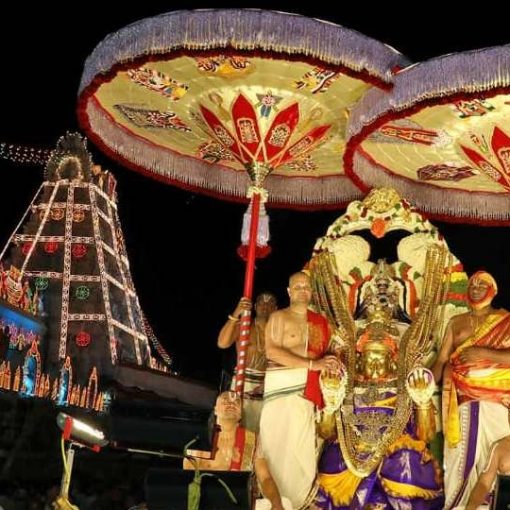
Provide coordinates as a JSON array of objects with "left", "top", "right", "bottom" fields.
[
  {"left": 493, "top": 474, "right": 510, "bottom": 509},
  {"left": 145, "top": 468, "right": 253, "bottom": 510}
]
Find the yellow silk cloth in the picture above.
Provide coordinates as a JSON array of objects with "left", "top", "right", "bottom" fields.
[
  {"left": 445, "top": 311, "right": 510, "bottom": 447},
  {"left": 319, "top": 470, "right": 362, "bottom": 506}
]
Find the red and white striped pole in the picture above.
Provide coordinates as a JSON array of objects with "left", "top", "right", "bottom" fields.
[{"left": 234, "top": 191, "right": 261, "bottom": 395}]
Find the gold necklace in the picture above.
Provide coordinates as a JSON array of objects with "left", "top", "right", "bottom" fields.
[
  {"left": 470, "top": 314, "right": 478, "bottom": 332},
  {"left": 470, "top": 311, "right": 489, "bottom": 332}
]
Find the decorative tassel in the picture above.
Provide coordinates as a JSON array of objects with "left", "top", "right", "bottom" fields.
[
  {"left": 238, "top": 200, "right": 272, "bottom": 261},
  {"left": 85, "top": 103, "right": 362, "bottom": 208},
  {"left": 241, "top": 201, "right": 270, "bottom": 247},
  {"left": 79, "top": 10, "right": 407, "bottom": 97},
  {"left": 349, "top": 46, "right": 510, "bottom": 141}
]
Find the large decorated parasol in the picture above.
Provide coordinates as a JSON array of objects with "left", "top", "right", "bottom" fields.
[
  {"left": 77, "top": 9, "right": 408, "bottom": 392},
  {"left": 345, "top": 45, "right": 510, "bottom": 225}
]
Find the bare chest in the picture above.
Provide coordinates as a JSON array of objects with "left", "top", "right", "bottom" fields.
[
  {"left": 282, "top": 318, "right": 308, "bottom": 351},
  {"left": 499, "top": 442, "right": 510, "bottom": 474},
  {"left": 452, "top": 318, "right": 474, "bottom": 349}
]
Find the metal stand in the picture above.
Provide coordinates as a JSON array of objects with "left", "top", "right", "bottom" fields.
[{"left": 60, "top": 443, "right": 75, "bottom": 498}]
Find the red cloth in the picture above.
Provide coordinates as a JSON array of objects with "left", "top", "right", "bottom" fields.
[
  {"left": 229, "top": 425, "right": 255, "bottom": 471},
  {"left": 303, "top": 310, "right": 331, "bottom": 409}
]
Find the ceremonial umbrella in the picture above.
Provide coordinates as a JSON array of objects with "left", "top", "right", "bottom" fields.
[
  {"left": 344, "top": 44, "right": 510, "bottom": 225},
  {"left": 77, "top": 9, "right": 408, "bottom": 392}
]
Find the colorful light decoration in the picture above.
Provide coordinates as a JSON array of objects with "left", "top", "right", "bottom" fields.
[
  {"left": 75, "top": 286, "right": 90, "bottom": 300},
  {"left": 50, "top": 209, "right": 65, "bottom": 221},
  {"left": 75, "top": 331, "right": 91, "bottom": 348},
  {"left": 0, "top": 142, "right": 51, "bottom": 166},
  {"left": 35, "top": 277, "right": 49, "bottom": 291},
  {"left": 72, "top": 209, "right": 85, "bottom": 223},
  {"left": 21, "top": 242, "right": 33, "bottom": 256},
  {"left": 71, "top": 244, "right": 87, "bottom": 259},
  {"left": 44, "top": 241, "right": 59, "bottom": 254}
]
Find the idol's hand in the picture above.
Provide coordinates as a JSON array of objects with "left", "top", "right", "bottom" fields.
[
  {"left": 406, "top": 367, "right": 435, "bottom": 406},
  {"left": 320, "top": 361, "right": 347, "bottom": 413},
  {"left": 407, "top": 366, "right": 433, "bottom": 390}
]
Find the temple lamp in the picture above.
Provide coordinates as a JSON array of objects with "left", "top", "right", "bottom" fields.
[{"left": 53, "top": 412, "right": 108, "bottom": 510}]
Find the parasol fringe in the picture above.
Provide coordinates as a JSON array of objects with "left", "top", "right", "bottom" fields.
[
  {"left": 348, "top": 44, "right": 510, "bottom": 138},
  {"left": 354, "top": 151, "right": 510, "bottom": 222},
  {"left": 79, "top": 9, "right": 408, "bottom": 93},
  {"left": 86, "top": 101, "right": 363, "bottom": 207}
]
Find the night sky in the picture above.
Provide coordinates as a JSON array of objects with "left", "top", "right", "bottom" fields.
[{"left": 0, "top": 4, "right": 509, "bottom": 384}]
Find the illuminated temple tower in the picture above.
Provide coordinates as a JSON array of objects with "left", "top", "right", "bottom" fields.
[{"left": 0, "top": 133, "right": 173, "bottom": 410}]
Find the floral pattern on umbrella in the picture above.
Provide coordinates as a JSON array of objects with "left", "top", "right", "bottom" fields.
[
  {"left": 345, "top": 44, "right": 510, "bottom": 224},
  {"left": 78, "top": 9, "right": 409, "bottom": 209}
]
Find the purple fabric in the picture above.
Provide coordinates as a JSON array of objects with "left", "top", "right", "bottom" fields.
[
  {"left": 465, "top": 402, "right": 480, "bottom": 478},
  {"left": 354, "top": 406, "right": 394, "bottom": 415},
  {"left": 450, "top": 401, "right": 480, "bottom": 508},
  {"left": 352, "top": 474, "right": 378, "bottom": 510},
  {"left": 316, "top": 426, "right": 444, "bottom": 509}
]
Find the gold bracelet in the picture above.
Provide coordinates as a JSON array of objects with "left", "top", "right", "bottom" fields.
[{"left": 228, "top": 314, "right": 239, "bottom": 322}]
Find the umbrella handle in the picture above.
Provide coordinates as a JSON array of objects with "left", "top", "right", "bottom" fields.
[{"left": 234, "top": 193, "right": 261, "bottom": 394}]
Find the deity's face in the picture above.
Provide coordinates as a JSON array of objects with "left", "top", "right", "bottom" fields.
[
  {"left": 375, "top": 278, "right": 393, "bottom": 307},
  {"left": 376, "top": 278, "right": 390, "bottom": 294},
  {"left": 288, "top": 273, "right": 312, "bottom": 306},
  {"left": 215, "top": 391, "right": 242, "bottom": 422},
  {"left": 361, "top": 348, "right": 392, "bottom": 380}
]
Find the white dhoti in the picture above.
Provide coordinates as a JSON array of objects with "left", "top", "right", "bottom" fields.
[
  {"left": 445, "top": 400, "right": 510, "bottom": 509},
  {"left": 259, "top": 367, "right": 317, "bottom": 510}
]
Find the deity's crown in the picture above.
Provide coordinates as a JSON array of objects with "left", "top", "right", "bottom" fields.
[{"left": 371, "top": 259, "right": 395, "bottom": 283}]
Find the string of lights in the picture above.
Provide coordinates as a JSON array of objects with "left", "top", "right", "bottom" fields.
[{"left": 0, "top": 142, "right": 52, "bottom": 166}]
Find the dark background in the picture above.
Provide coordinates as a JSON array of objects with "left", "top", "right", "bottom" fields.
[{"left": 0, "top": 4, "right": 508, "bottom": 384}]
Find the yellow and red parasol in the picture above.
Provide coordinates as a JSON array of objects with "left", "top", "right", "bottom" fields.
[
  {"left": 77, "top": 9, "right": 408, "bottom": 393},
  {"left": 345, "top": 45, "right": 510, "bottom": 225}
]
